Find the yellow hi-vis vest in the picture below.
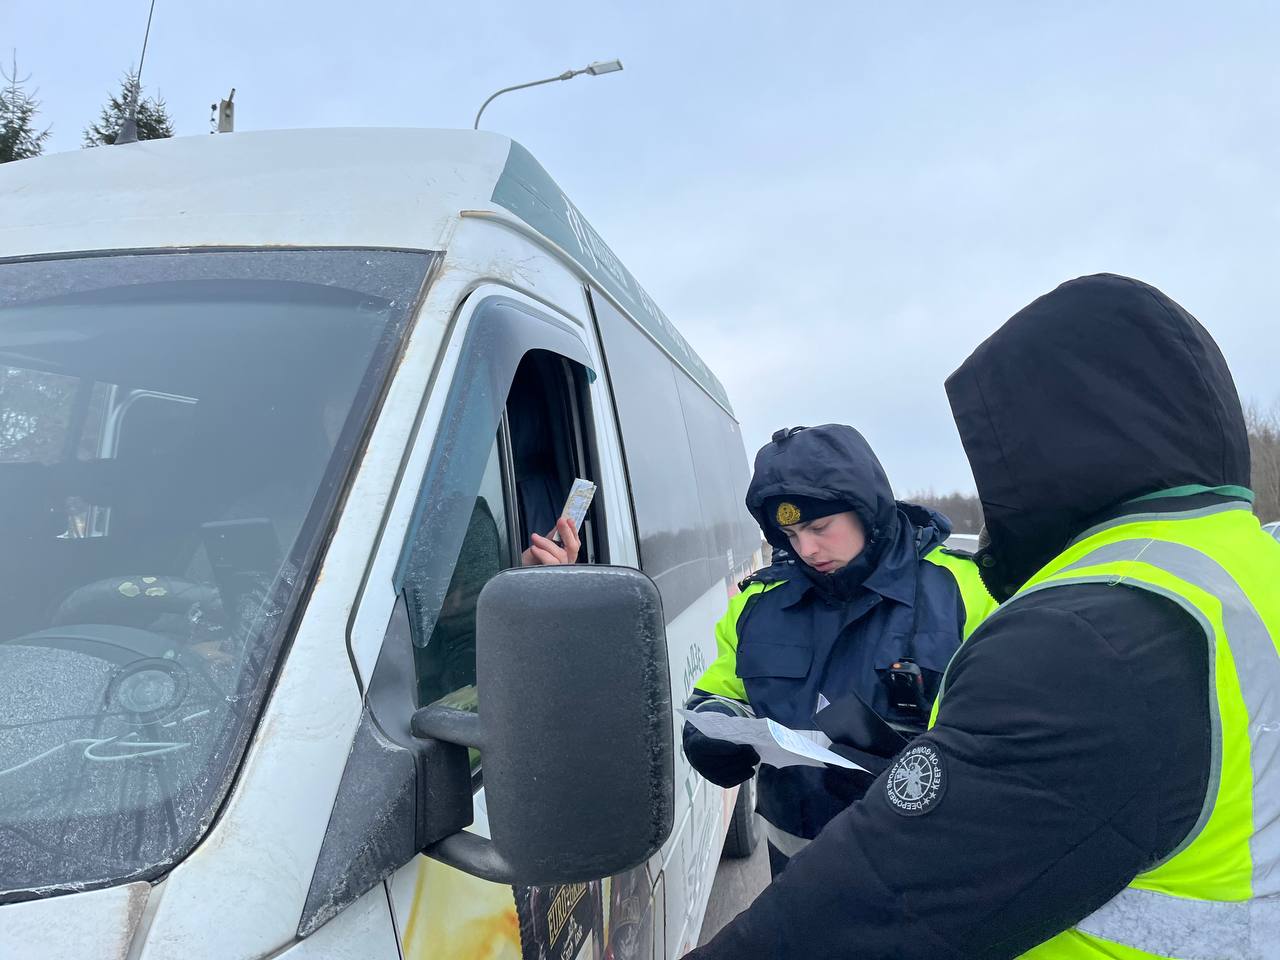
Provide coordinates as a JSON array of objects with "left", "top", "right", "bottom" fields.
[
  {"left": 696, "top": 547, "right": 996, "bottom": 704},
  {"left": 966, "top": 502, "right": 1280, "bottom": 960}
]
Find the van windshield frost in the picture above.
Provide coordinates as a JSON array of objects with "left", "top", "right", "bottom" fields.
[{"left": 0, "top": 249, "right": 430, "bottom": 900}]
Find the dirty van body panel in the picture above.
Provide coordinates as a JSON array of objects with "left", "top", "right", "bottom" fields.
[
  {"left": 274, "top": 885, "right": 400, "bottom": 960},
  {"left": 0, "top": 129, "right": 514, "bottom": 259},
  {"left": 0, "top": 882, "right": 150, "bottom": 960},
  {"left": 299, "top": 595, "right": 452, "bottom": 939}
]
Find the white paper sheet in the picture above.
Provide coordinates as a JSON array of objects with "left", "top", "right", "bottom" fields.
[{"left": 678, "top": 709, "right": 869, "bottom": 772}]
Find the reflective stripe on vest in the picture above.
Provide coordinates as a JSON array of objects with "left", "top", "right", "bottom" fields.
[
  {"left": 1004, "top": 503, "right": 1280, "bottom": 960},
  {"left": 1073, "top": 888, "right": 1280, "bottom": 960}
]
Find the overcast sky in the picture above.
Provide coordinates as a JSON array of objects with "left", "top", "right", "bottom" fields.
[{"left": 5, "top": 1, "right": 1277, "bottom": 494}]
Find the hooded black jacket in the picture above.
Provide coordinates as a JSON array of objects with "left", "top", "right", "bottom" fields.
[{"left": 688, "top": 274, "right": 1236, "bottom": 959}]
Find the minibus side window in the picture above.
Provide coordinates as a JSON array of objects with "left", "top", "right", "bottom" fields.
[
  {"left": 505, "top": 350, "right": 603, "bottom": 564},
  {"left": 587, "top": 290, "right": 711, "bottom": 619},
  {"left": 411, "top": 434, "right": 510, "bottom": 712},
  {"left": 399, "top": 350, "right": 602, "bottom": 771}
]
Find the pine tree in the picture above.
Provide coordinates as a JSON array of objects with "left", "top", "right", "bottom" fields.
[
  {"left": 1246, "top": 403, "right": 1280, "bottom": 522},
  {"left": 82, "top": 71, "right": 174, "bottom": 147},
  {"left": 0, "top": 53, "right": 51, "bottom": 163}
]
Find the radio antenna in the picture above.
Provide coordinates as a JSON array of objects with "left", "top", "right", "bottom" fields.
[{"left": 114, "top": 0, "right": 158, "bottom": 145}]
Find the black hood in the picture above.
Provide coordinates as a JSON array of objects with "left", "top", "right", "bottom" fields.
[
  {"left": 946, "top": 274, "right": 1249, "bottom": 600},
  {"left": 746, "top": 425, "right": 951, "bottom": 597}
]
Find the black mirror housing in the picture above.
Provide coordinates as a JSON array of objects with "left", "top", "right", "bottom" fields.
[{"left": 413, "top": 565, "right": 674, "bottom": 885}]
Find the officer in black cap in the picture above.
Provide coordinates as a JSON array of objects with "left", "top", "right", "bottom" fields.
[{"left": 683, "top": 424, "right": 994, "bottom": 876}]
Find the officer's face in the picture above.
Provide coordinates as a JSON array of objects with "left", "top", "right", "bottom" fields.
[{"left": 780, "top": 511, "right": 866, "bottom": 574}]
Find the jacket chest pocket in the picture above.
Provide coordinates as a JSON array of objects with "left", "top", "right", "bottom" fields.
[{"left": 737, "top": 641, "right": 815, "bottom": 724}]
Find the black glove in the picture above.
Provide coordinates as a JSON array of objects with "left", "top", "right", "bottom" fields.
[
  {"left": 682, "top": 719, "right": 760, "bottom": 788},
  {"left": 820, "top": 742, "right": 881, "bottom": 806}
]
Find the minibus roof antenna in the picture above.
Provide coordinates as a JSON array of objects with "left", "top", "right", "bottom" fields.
[{"left": 114, "top": 0, "right": 158, "bottom": 146}]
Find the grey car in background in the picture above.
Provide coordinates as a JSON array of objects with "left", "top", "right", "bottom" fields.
[{"left": 945, "top": 532, "right": 981, "bottom": 552}]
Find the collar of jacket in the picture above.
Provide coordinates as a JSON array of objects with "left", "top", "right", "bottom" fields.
[
  {"left": 782, "top": 517, "right": 923, "bottom": 610},
  {"left": 971, "top": 488, "right": 1254, "bottom": 593},
  {"left": 1072, "top": 487, "right": 1252, "bottom": 540}
]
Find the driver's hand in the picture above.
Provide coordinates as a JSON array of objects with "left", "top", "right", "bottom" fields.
[{"left": 521, "top": 517, "right": 581, "bottom": 566}]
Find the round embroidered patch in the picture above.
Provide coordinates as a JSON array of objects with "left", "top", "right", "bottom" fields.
[
  {"left": 775, "top": 501, "right": 802, "bottom": 526},
  {"left": 885, "top": 743, "right": 946, "bottom": 816}
]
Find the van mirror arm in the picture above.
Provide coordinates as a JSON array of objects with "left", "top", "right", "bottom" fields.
[
  {"left": 423, "top": 830, "right": 517, "bottom": 884},
  {"left": 411, "top": 704, "right": 485, "bottom": 749},
  {"left": 411, "top": 704, "right": 519, "bottom": 880}
]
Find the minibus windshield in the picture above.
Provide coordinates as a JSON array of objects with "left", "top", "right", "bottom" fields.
[{"left": 0, "top": 248, "right": 430, "bottom": 900}]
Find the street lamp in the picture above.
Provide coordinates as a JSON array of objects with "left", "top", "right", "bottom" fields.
[{"left": 473, "top": 59, "right": 624, "bottom": 130}]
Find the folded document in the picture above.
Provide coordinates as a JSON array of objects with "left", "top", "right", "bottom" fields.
[{"left": 678, "top": 709, "right": 870, "bottom": 772}]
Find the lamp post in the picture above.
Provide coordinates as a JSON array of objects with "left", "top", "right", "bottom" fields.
[{"left": 473, "top": 59, "right": 624, "bottom": 130}]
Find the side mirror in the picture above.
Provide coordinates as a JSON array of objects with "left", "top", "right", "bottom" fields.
[{"left": 412, "top": 565, "right": 674, "bottom": 885}]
